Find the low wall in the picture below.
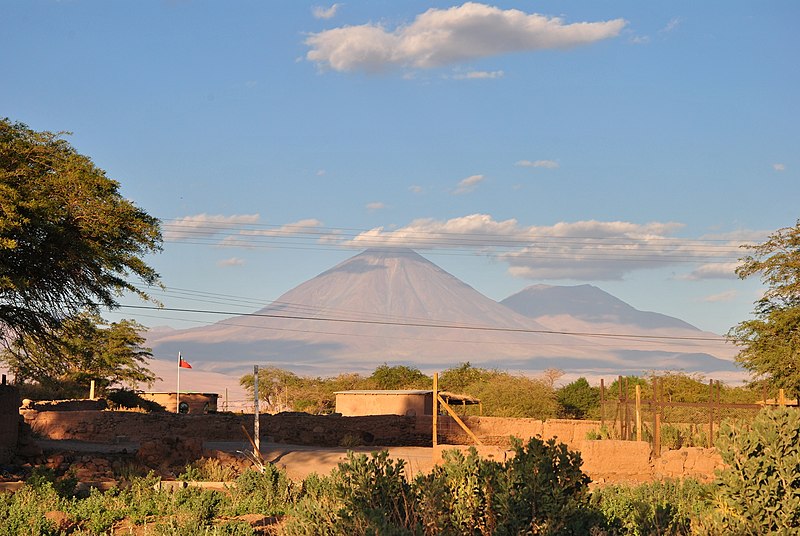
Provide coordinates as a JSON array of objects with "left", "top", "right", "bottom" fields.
[
  {"left": 22, "top": 410, "right": 428, "bottom": 447},
  {"left": 419, "top": 415, "right": 602, "bottom": 449},
  {"left": 0, "top": 385, "right": 20, "bottom": 463}
]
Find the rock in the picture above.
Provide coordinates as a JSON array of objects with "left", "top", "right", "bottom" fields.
[{"left": 44, "top": 511, "right": 74, "bottom": 532}]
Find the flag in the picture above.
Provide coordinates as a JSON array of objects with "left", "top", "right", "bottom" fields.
[{"left": 179, "top": 355, "right": 192, "bottom": 369}]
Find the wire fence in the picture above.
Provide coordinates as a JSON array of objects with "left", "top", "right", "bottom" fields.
[{"left": 598, "top": 375, "right": 797, "bottom": 457}]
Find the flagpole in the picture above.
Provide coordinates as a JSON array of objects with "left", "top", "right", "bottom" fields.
[{"left": 177, "top": 352, "right": 181, "bottom": 413}]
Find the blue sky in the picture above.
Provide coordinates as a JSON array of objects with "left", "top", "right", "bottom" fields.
[{"left": 3, "top": 0, "right": 798, "bottom": 336}]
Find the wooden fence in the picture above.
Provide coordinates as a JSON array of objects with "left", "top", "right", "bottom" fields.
[{"left": 599, "top": 376, "right": 796, "bottom": 457}]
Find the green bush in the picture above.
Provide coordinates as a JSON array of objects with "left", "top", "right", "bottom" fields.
[
  {"left": 284, "top": 450, "right": 416, "bottom": 535},
  {"left": 592, "top": 478, "right": 713, "bottom": 535},
  {"left": 711, "top": 407, "right": 800, "bottom": 533},
  {"left": 226, "top": 466, "right": 297, "bottom": 516}
]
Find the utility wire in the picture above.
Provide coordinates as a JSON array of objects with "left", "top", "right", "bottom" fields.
[{"left": 120, "top": 303, "right": 730, "bottom": 343}]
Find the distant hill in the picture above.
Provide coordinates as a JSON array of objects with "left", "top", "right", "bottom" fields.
[
  {"left": 501, "top": 284, "right": 698, "bottom": 331},
  {"left": 147, "top": 248, "right": 738, "bottom": 383}
]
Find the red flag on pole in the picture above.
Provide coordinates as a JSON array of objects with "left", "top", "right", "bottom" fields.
[{"left": 179, "top": 355, "right": 192, "bottom": 369}]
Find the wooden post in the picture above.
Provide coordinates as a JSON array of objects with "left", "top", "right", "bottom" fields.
[
  {"left": 708, "top": 379, "right": 714, "bottom": 448},
  {"left": 617, "top": 375, "right": 624, "bottom": 439},
  {"left": 89, "top": 380, "right": 95, "bottom": 400},
  {"left": 432, "top": 372, "right": 439, "bottom": 448},
  {"left": 653, "top": 377, "right": 661, "bottom": 457},
  {"left": 779, "top": 388, "right": 786, "bottom": 406},
  {"left": 600, "top": 378, "right": 605, "bottom": 428},
  {"left": 623, "top": 377, "right": 630, "bottom": 440},
  {"left": 253, "top": 365, "right": 260, "bottom": 455},
  {"left": 635, "top": 384, "right": 642, "bottom": 442}
]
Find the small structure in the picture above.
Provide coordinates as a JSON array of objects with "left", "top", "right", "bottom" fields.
[
  {"left": 335, "top": 389, "right": 480, "bottom": 417},
  {"left": 140, "top": 392, "right": 219, "bottom": 414}
]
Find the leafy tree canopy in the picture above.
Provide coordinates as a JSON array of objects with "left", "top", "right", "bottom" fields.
[
  {"left": 2, "top": 312, "right": 156, "bottom": 397},
  {"left": 367, "top": 363, "right": 431, "bottom": 390},
  {"left": 556, "top": 377, "right": 600, "bottom": 419},
  {"left": 0, "top": 118, "right": 162, "bottom": 346},
  {"left": 729, "top": 220, "right": 800, "bottom": 395}
]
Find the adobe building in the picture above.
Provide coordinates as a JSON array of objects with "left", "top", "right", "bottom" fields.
[
  {"left": 335, "top": 389, "right": 479, "bottom": 417},
  {"left": 140, "top": 392, "right": 219, "bottom": 414}
]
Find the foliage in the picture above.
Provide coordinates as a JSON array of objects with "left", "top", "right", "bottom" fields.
[
  {"left": 227, "top": 466, "right": 297, "bottom": 516},
  {"left": 0, "top": 118, "right": 161, "bottom": 352},
  {"left": 367, "top": 363, "right": 432, "bottom": 390},
  {"left": 711, "top": 407, "right": 800, "bottom": 533},
  {"left": 495, "top": 436, "right": 597, "bottom": 535},
  {"left": 729, "top": 220, "right": 800, "bottom": 397},
  {"left": 439, "top": 362, "right": 559, "bottom": 418},
  {"left": 107, "top": 388, "right": 166, "bottom": 412},
  {"left": 557, "top": 377, "right": 600, "bottom": 419},
  {"left": 438, "top": 362, "right": 496, "bottom": 393},
  {"left": 414, "top": 448, "right": 500, "bottom": 534},
  {"left": 592, "top": 478, "right": 714, "bottom": 536},
  {"left": 3, "top": 312, "right": 156, "bottom": 395},
  {"left": 179, "top": 458, "right": 238, "bottom": 483},
  {"left": 285, "top": 450, "right": 416, "bottom": 535}
]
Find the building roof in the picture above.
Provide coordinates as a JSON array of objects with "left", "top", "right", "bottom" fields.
[{"left": 334, "top": 389, "right": 480, "bottom": 405}]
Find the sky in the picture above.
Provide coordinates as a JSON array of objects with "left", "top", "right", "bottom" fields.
[{"left": 3, "top": 0, "right": 798, "bottom": 341}]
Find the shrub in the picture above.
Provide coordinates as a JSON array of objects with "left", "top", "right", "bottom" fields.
[
  {"left": 711, "top": 407, "right": 800, "bottom": 533},
  {"left": 227, "top": 466, "right": 297, "bottom": 516},
  {"left": 284, "top": 450, "right": 416, "bottom": 535},
  {"left": 592, "top": 478, "right": 713, "bottom": 535}
]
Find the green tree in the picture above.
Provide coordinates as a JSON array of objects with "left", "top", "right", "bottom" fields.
[
  {"left": 557, "top": 377, "right": 600, "bottom": 419},
  {"left": 367, "top": 363, "right": 431, "bottom": 390},
  {"left": 729, "top": 220, "right": 800, "bottom": 396},
  {"left": 0, "top": 118, "right": 162, "bottom": 349},
  {"left": 2, "top": 312, "right": 156, "bottom": 397}
]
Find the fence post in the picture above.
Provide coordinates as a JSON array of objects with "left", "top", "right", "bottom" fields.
[
  {"left": 600, "top": 378, "right": 605, "bottom": 428},
  {"left": 779, "top": 388, "right": 786, "bottom": 407},
  {"left": 708, "top": 379, "right": 714, "bottom": 448},
  {"left": 635, "top": 384, "right": 642, "bottom": 442},
  {"left": 653, "top": 377, "right": 661, "bottom": 458},
  {"left": 432, "top": 372, "right": 439, "bottom": 449},
  {"left": 254, "top": 365, "right": 260, "bottom": 455}
]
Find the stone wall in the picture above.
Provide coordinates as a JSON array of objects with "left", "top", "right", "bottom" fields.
[
  {"left": 0, "top": 385, "right": 21, "bottom": 463},
  {"left": 22, "top": 410, "right": 429, "bottom": 447}
]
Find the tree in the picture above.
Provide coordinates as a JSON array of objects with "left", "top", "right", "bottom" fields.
[
  {"left": 2, "top": 312, "right": 156, "bottom": 397},
  {"left": 367, "top": 363, "right": 431, "bottom": 390},
  {"left": 729, "top": 220, "right": 800, "bottom": 396},
  {"left": 557, "top": 377, "right": 600, "bottom": 419},
  {"left": 0, "top": 118, "right": 162, "bottom": 349}
]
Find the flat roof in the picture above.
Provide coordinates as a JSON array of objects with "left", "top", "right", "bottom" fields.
[{"left": 335, "top": 389, "right": 480, "bottom": 405}]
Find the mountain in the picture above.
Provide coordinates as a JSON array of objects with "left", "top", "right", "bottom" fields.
[
  {"left": 501, "top": 284, "right": 698, "bottom": 331},
  {"left": 147, "top": 248, "right": 739, "bottom": 385}
]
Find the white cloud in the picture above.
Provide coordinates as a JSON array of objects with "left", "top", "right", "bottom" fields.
[
  {"left": 340, "top": 215, "right": 755, "bottom": 281},
  {"left": 312, "top": 3, "right": 341, "bottom": 20},
  {"left": 681, "top": 262, "right": 740, "bottom": 280},
  {"left": 305, "top": 3, "right": 627, "bottom": 73},
  {"left": 660, "top": 17, "right": 681, "bottom": 33},
  {"left": 164, "top": 214, "right": 260, "bottom": 241},
  {"left": 316, "top": 169, "right": 327, "bottom": 176},
  {"left": 217, "top": 257, "right": 245, "bottom": 267},
  {"left": 239, "top": 218, "right": 323, "bottom": 237},
  {"left": 366, "top": 201, "right": 386, "bottom": 211},
  {"left": 516, "top": 159, "right": 559, "bottom": 169},
  {"left": 409, "top": 185, "right": 423, "bottom": 194},
  {"left": 701, "top": 290, "right": 737, "bottom": 303},
  {"left": 629, "top": 35, "right": 650, "bottom": 45},
  {"left": 453, "top": 70, "right": 504, "bottom": 80},
  {"left": 453, "top": 174, "right": 485, "bottom": 194},
  {"left": 773, "top": 163, "right": 786, "bottom": 172}
]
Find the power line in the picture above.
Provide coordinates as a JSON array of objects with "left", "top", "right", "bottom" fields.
[{"left": 119, "top": 303, "right": 731, "bottom": 343}]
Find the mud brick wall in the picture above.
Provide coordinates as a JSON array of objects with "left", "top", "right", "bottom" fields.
[
  {"left": 417, "top": 415, "right": 603, "bottom": 449},
  {"left": 0, "top": 385, "right": 21, "bottom": 463},
  {"left": 22, "top": 410, "right": 429, "bottom": 447}
]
